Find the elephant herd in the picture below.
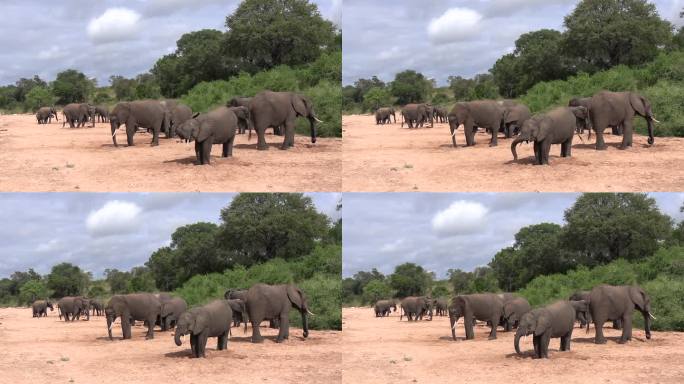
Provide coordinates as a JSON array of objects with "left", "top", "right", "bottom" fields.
[
  {"left": 34, "top": 90, "right": 322, "bottom": 165},
  {"left": 30, "top": 283, "right": 312, "bottom": 358},
  {"left": 374, "top": 90, "right": 658, "bottom": 165},
  {"left": 374, "top": 284, "right": 654, "bottom": 359}
]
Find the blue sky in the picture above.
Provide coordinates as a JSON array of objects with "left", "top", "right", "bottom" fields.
[
  {"left": 0, "top": 193, "right": 341, "bottom": 278},
  {"left": 342, "top": 0, "right": 683, "bottom": 85},
  {"left": 342, "top": 193, "right": 684, "bottom": 278},
  {"left": 0, "top": 0, "right": 340, "bottom": 85}
]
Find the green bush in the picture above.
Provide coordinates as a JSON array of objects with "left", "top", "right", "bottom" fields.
[
  {"left": 292, "top": 273, "right": 341, "bottom": 330},
  {"left": 361, "top": 279, "right": 394, "bottom": 305},
  {"left": 640, "top": 276, "right": 684, "bottom": 331},
  {"left": 291, "top": 244, "right": 342, "bottom": 282},
  {"left": 296, "top": 80, "right": 341, "bottom": 138},
  {"left": 636, "top": 81, "right": 684, "bottom": 137},
  {"left": 24, "top": 87, "right": 55, "bottom": 112}
]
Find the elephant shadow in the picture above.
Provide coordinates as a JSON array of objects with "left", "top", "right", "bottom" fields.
[
  {"left": 505, "top": 351, "right": 537, "bottom": 360},
  {"left": 571, "top": 142, "right": 625, "bottom": 150},
  {"left": 233, "top": 142, "right": 282, "bottom": 150},
  {"left": 164, "top": 350, "right": 196, "bottom": 359},
  {"left": 163, "top": 156, "right": 199, "bottom": 165},
  {"left": 505, "top": 156, "right": 538, "bottom": 165},
  {"left": 571, "top": 335, "right": 648, "bottom": 344}
]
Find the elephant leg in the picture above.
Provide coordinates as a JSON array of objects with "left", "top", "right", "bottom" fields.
[
  {"left": 226, "top": 136, "right": 235, "bottom": 157},
  {"left": 125, "top": 124, "right": 135, "bottom": 146},
  {"left": 488, "top": 317, "right": 498, "bottom": 340},
  {"left": 201, "top": 140, "right": 212, "bottom": 165},
  {"left": 251, "top": 319, "right": 264, "bottom": 343},
  {"left": 533, "top": 141, "right": 541, "bottom": 164},
  {"left": 151, "top": 123, "right": 160, "bottom": 146},
  {"left": 256, "top": 126, "right": 268, "bottom": 150},
  {"left": 594, "top": 127, "right": 607, "bottom": 150},
  {"left": 489, "top": 127, "right": 498, "bottom": 147},
  {"left": 190, "top": 334, "right": 198, "bottom": 357},
  {"left": 619, "top": 315, "right": 632, "bottom": 343},
  {"left": 620, "top": 120, "right": 633, "bottom": 149},
  {"left": 594, "top": 319, "right": 607, "bottom": 344},
  {"left": 122, "top": 321, "right": 132, "bottom": 340},
  {"left": 465, "top": 124, "right": 475, "bottom": 146},
  {"left": 541, "top": 140, "right": 551, "bottom": 165},
  {"left": 450, "top": 124, "right": 458, "bottom": 147},
  {"left": 278, "top": 313, "right": 290, "bottom": 342},
  {"left": 533, "top": 335, "right": 540, "bottom": 358},
  {"left": 541, "top": 333, "right": 551, "bottom": 358}
]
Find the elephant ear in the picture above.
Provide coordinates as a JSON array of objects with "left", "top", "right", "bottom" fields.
[
  {"left": 291, "top": 95, "right": 308, "bottom": 117},
  {"left": 629, "top": 93, "right": 648, "bottom": 117},
  {"left": 534, "top": 313, "right": 551, "bottom": 336},
  {"left": 286, "top": 285, "right": 305, "bottom": 310},
  {"left": 570, "top": 106, "right": 588, "bottom": 120},
  {"left": 195, "top": 121, "right": 212, "bottom": 143},
  {"left": 629, "top": 286, "right": 647, "bottom": 311},
  {"left": 190, "top": 313, "right": 203, "bottom": 334},
  {"left": 535, "top": 117, "right": 551, "bottom": 142}
]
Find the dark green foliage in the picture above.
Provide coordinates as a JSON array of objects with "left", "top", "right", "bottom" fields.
[
  {"left": 18, "top": 280, "right": 49, "bottom": 306},
  {"left": 362, "top": 279, "right": 394, "bottom": 304},
  {"left": 389, "top": 263, "right": 430, "bottom": 297},
  {"left": 104, "top": 269, "right": 132, "bottom": 294},
  {"left": 447, "top": 74, "right": 499, "bottom": 101},
  {"left": 431, "top": 282, "right": 450, "bottom": 298},
  {"left": 362, "top": 87, "right": 394, "bottom": 112},
  {"left": 24, "top": 87, "right": 54, "bottom": 112},
  {"left": 47, "top": 263, "right": 87, "bottom": 298},
  {"left": 390, "top": 70, "right": 432, "bottom": 105},
  {"left": 51, "top": 69, "right": 93, "bottom": 105}
]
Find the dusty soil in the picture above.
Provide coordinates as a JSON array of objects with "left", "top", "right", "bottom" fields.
[
  {"left": 342, "top": 115, "right": 684, "bottom": 192},
  {"left": 342, "top": 307, "right": 684, "bottom": 384},
  {"left": 0, "top": 114, "right": 341, "bottom": 192},
  {"left": 0, "top": 307, "right": 341, "bottom": 384}
]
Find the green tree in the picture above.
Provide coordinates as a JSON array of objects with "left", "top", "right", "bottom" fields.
[
  {"left": 24, "top": 86, "right": 54, "bottom": 112},
  {"left": 448, "top": 76, "right": 474, "bottom": 101},
  {"left": 389, "top": 263, "right": 430, "bottom": 297},
  {"left": 217, "top": 193, "right": 330, "bottom": 266},
  {"left": 362, "top": 87, "right": 394, "bottom": 111},
  {"left": 562, "top": 0, "right": 673, "bottom": 71},
  {"left": 171, "top": 222, "right": 227, "bottom": 283},
  {"left": 104, "top": 269, "right": 131, "bottom": 294},
  {"left": 447, "top": 268, "right": 472, "bottom": 294},
  {"left": 431, "top": 282, "right": 450, "bottom": 298},
  {"left": 146, "top": 246, "right": 180, "bottom": 291},
  {"left": 52, "top": 69, "right": 93, "bottom": 104},
  {"left": 109, "top": 76, "right": 136, "bottom": 101},
  {"left": 14, "top": 76, "right": 47, "bottom": 102},
  {"left": 47, "top": 263, "right": 84, "bottom": 297},
  {"left": 87, "top": 281, "right": 108, "bottom": 298},
  {"left": 390, "top": 70, "right": 431, "bottom": 104},
  {"left": 128, "top": 266, "right": 156, "bottom": 292},
  {"left": 93, "top": 89, "right": 113, "bottom": 104},
  {"left": 349, "top": 268, "right": 385, "bottom": 295},
  {"left": 134, "top": 73, "right": 161, "bottom": 99},
  {"left": 351, "top": 76, "right": 386, "bottom": 103},
  {"left": 19, "top": 280, "right": 49, "bottom": 305},
  {"left": 469, "top": 266, "right": 499, "bottom": 293},
  {"left": 562, "top": 193, "right": 674, "bottom": 265},
  {"left": 224, "top": 0, "right": 337, "bottom": 70},
  {"left": 362, "top": 279, "right": 394, "bottom": 304},
  {"left": 469, "top": 74, "right": 499, "bottom": 99}
]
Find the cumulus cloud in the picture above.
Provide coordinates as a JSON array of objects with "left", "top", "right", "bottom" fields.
[
  {"left": 86, "top": 200, "right": 143, "bottom": 237},
  {"left": 432, "top": 200, "right": 488, "bottom": 236},
  {"left": 427, "top": 7, "right": 482, "bottom": 44},
  {"left": 87, "top": 8, "right": 142, "bottom": 44}
]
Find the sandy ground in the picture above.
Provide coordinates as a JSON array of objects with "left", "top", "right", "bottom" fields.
[
  {"left": 0, "top": 307, "right": 341, "bottom": 384},
  {"left": 342, "top": 307, "right": 684, "bottom": 384},
  {"left": 0, "top": 114, "right": 341, "bottom": 192},
  {"left": 342, "top": 115, "right": 684, "bottom": 192}
]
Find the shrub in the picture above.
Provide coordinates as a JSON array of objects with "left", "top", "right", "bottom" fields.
[
  {"left": 362, "top": 279, "right": 394, "bottom": 305},
  {"left": 292, "top": 273, "right": 341, "bottom": 330},
  {"left": 296, "top": 80, "right": 341, "bottom": 138},
  {"left": 24, "top": 87, "right": 55, "bottom": 112}
]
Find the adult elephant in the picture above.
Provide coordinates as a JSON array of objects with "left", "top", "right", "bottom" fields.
[
  {"left": 105, "top": 293, "right": 161, "bottom": 340},
  {"left": 244, "top": 283, "right": 312, "bottom": 343},
  {"left": 226, "top": 298, "right": 248, "bottom": 327},
  {"left": 32, "top": 300, "right": 53, "bottom": 317},
  {"left": 448, "top": 100, "right": 504, "bottom": 147},
  {"left": 174, "top": 299, "right": 233, "bottom": 358},
  {"left": 511, "top": 106, "right": 588, "bottom": 165},
  {"left": 110, "top": 100, "right": 169, "bottom": 147},
  {"left": 224, "top": 289, "right": 247, "bottom": 301},
  {"left": 400, "top": 296, "right": 433, "bottom": 321},
  {"left": 229, "top": 106, "right": 252, "bottom": 135},
  {"left": 500, "top": 102, "right": 531, "bottom": 138},
  {"left": 589, "top": 91, "right": 657, "bottom": 150},
  {"left": 589, "top": 284, "right": 653, "bottom": 344},
  {"left": 375, "top": 107, "right": 396, "bottom": 125},
  {"left": 62, "top": 103, "right": 95, "bottom": 128},
  {"left": 248, "top": 91, "right": 321, "bottom": 150},
  {"left": 448, "top": 293, "right": 503, "bottom": 340},
  {"left": 90, "top": 299, "right": 104, "bottom": 316},
  {"left": 175, "top": 106, "right": 239, "bottom": 165},
  {"left": 568, "top": 97, "right": 593, "bottom": 135},
  {"left": 502, "top": 297, "right": 531, "bottom": 331},
  {"left": 374, "top": 299, "right": 397, "bottom": 317},
  {"left": 434, "top": 107, "right": 448, "bottom": 123},
  {"left": 514, "top": 300, "right": 576, "bottom": 359},
  {"left": 228, "top": 96, "right": 251, "bottom": 108},
  {"left": 568, "top": 291, "right": 592, "bottom": 328},
  {"left": 36, "top": 107, "right": 58, "bottom": 124},
  {"left": 433, "top": 298, "right": 448, "bottom": 316},
  {"left": 95, "top": 105, "right": 109, "bottom": 123},
  {"left": 160, "top": 297, "right": 187, "bottom": 331},
  {"left": 58, "top": 296, "right": 89, "bottom": 321},
  {"left": 401, "top": 103, "right": 432, "bottom": 128},
  {"left": 169, "top": 103, "right": 193, "bottom": 137}
]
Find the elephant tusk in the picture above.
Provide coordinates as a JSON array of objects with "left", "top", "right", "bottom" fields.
[
  {"left": 313, "top": 116, "right": 324, "bottom": 123},
  {"left": 111, "top": 127, "right": 120, "bottom": 137},
  {"left": 451, "top": 322, "right": 457, "bottom": 330},
  {"left": 651, "top": 118, "right": 660, "bottom": 123},
  {"left": 108, "top": 322, "right": 113, "bottom": 331},
  {"left": 649, "top": 312, "right": 657, "bottom": 320},
  {"left": 451, "top": 130, "right": 457, "bottom": 137},
  {"left": 307, "top": 309, "right": 316, "bottom": 316}
]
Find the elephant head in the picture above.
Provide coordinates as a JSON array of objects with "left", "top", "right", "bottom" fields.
[
  {"left": 628, "top": 285, "right": 653, "bottom": 339},
  {"left": 110, "top": 103, "right": 132, "bottom": 147},
  {"left": 514, "top": 309, "right": 550, "bottom": 354},
  {"left": 628, "top": 92, "right": 657, "bottom": 145},
  {"left": 286, "top": 284, "right": 311, "bottom": 338},
  {"left": 46, "top": 301, "right": 54, "bottom": 311},
  {"left": 174, "top": 310, "right": 205, "bottom": 346},
  {"left": 175, "top": 114, "right": 202, "bottom": 142},
  {"left": 511, "top": 117, "right": 546, "bottom": 160},
  {"left": 229, "top": 106, "right": 253, "bottom": 133},
  {"left": 290, "top": 94, "right": 321, "bottom": 144},
  {"left": 105, "top": 296, "right": 129, "bottom": 340},
  {"left": 448, "top": 297, "right": 466, "bottom": 340},
  {"left": 568, "top": 106, "right": 589, "bottom": 133}
]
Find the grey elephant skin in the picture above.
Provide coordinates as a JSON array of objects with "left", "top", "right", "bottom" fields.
[
  {"left": 514, "top": 300, "right": 576, "bottom": 358},
  {"left": 511, "top": 106, "right": 588, "bottom": 165},
  {"left": 589, "top": 284, "right": 653, "bottom": 344},
  {"left": 589, "top": 91, "right": 656, "bottom": 150},
  {"left": 226, "top": 298, "right": 248, "bottom": 327},
  {"left": 160, "top": 297, "right": 187, "bottom": 331},
  {"left": 174, "top": 299, "right": 233, "bottom": 358},
  {"left": 90, "top": 299, "right": 104, "bottom": 316},
  {"left": 568, "top": 291, "right": 592, "bottom": 328},
  {"left": 249, "top": 91, "right": 320, "bottom": 150},
  {"left": 58, "top": 296, "right": 90, "bottom": 321},
  {"left": 32, "top": 300, "right": 53, "bottom": 317},
  {"left": 374, "top": 299, "right": 396, "bottom": 317},
  {"left": 400, "top": 296, "right": 433, "bottom": 321},
  {"left": 449, "top": 293, "right": 503, "bottom": 340},
  {"left": 175, "top": 106, "right": 238, "bottom": 165},
  {"left": 502, "top": 297, "right": 531, "bottom": 331},
  {"left": 245, "top": 283, "right": 311, "bottom": 343},
  {"left": 105, "top": 293, "right": 161, "bottom": 340},
  {"left": 224, "top": 289, "right": 249, "bottom": 326},
  {"left": 433, "top": 107, "right": 448, "bottom": 123},
  {"left": 62, "top": 103, "right": 95, "bottom": 128},
  {"left": 95, "top": 105, "right": 109, "bottom": 123},
  {"left": 110, "top": 100, "right": 169, "bottom": 147},
  {"left": 36, "top": 107, "right": 58, "bottom": 124},
  {"left": 448, "top": 100, "right": 504, "bottom": 147},
  {"left": 432, "top": 298, "right": 448, "bottom": 316},
  {"left": 375, "top": 107, "right": 396, "bottom": 125},
  {"left": 401, "top": 103, "right": 432, "bottom": 128},
  {"left": 168, "top": 103, "right": 193, "bottom": 137},
  {"left": 500, "top": 101, "right": 531, "bottom": 138}
]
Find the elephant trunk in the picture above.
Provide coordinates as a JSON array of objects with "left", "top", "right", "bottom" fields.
[
  {"left": 309, "top": 116, "right": 317, "bottom": 144},
  {"left": 511, "top": 137, "right": 524, "bottom": 160},
  {"left": 111, "top": 121, "right": 119, "bottom": 147},
  {"left": 646, "top": 117, "right": 655, "bottom": 145},
  {"left": 449, "top": 315, "right": 457, "bottom": 340},
  {"left": 514, "top": 327, "right": 524, "bottom": 354},
  {"left": 107, "top": 316, "right": 114, "bottom": 340},
  {"left": 302, "top": 309, "right": 309, "bottom": 338},
  {"left": 174, "top": 330, "right": 183, "bottom": 346},
  {"left": 644, "top": 311, "right": 652, "bottom": 340}
]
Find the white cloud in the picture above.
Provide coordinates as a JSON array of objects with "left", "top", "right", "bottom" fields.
[
  {"left": 380, "top": 239, "right": 404, "bottom": 253},
  {"left": 431, "top": 200, "right": 488, "bottom": 236},
  {"left": 87, "top": 8, "right": 142, "bottom": 44},
  {"left": 37, "top": 45, "right": 66, "bottom": 60},
  {"left": 427, "top": 8, "right": 482, "bottom": 45},
  {"left": 36, "top": 239, "right": 65, "bottom": 253},
  {"left": 86, "top": 200, "right": 142, "bottom": 237}
]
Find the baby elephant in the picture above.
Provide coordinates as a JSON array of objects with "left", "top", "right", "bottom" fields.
[
  {"left": 174, "top": 299, "right": 233, "bottom": 358},
  {"left": 511, "top": 106, "right": 588, "bottom": 165},
  {"left": 514, "top": 300, "right": 578, "bottom": 358},
  {"left": 175, "top": 106, "right": 239, "bottom": 165}
]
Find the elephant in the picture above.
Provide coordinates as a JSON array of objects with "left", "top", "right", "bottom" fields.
[
  {"left": 105, "top": 293, "right": 161, "bottom": 340},
  {"left": 175, "top": 106, "right": 238, "bottom": 165},
  {"left": 90, "top": 299, "right": 104, "bottom": 316},
  {"left": 432, "top": 298, "right": 448, "bottom": 316},
  {"left": 374, "top": 299, "right": 397, "bottom": 317},
  {"left": 511, "top": 106, "right": 589, "bottom": 165},
  {"left": 62, "top": 103, "right": 95, "bottom": 128},
  {"left": 448, "top": 293, "right": 503, "bottom": 340},
  {"left": 433, "top": 107, "right": 448, "bottom": 123},
  {"left": 568, "top": 291, "right": 592, "bottom": 328},
  {"left": 57, "top": 296, "right": 90, "bottom": 321},
  {"left": 32, "top": 300, "right": 53, "bottom": 317},
  {"left": 226, "top": 299, "right": 248, "bottom": 327},
  {"left": 244, "top": 283, "right": 311, "bottom": 343},
  {"left": 36, "top": 107, "right": 58, "bottom": 124},
  {"left": 375, "top": 107, "right": 396, "bottom": 125},
  {"left": 160, "top": 297, "right": 187, "bottom": 331},
  {"left": 248, "top": 91, "right": 321, "bottom": 150},
  {"left": 224, "top": 289, "right": 247, "bottom": 301},
  {"left": 514, "top": 300, "right": 576, "bottom": 359},
  {"left": 228, "top": 96, "right": 251, "bottom": 108},
  {"left": 110, "top": 100, "right": 169, "bottom": 147},
  {"left": 168, "top": 104, "right": 193, "bottom": 137},
  {"left": 400, "top": 296, "right": 433, "bottom": 321},
  {"left": 155, "top": 292, "right": 173, "bottom": 302},
  {"left": 588, "top": 284, "right": 653, "bottom": 344},
  {"left": 229, "top": 106, "right": 252, "bottom": 135},
  {"left": 174, "top": 299, "right": 233, "bottom": 358},
  {"left": 589, "top": 91, "right": 657, "bottom": 150},
  {"left": 502, "top": 297, "right": 531, "bottom": 331},
  {"left": 95, "top": 105, "right": 109, "bottom": 123},
  {"left": 401, "top": 103, "right": 433, "bottom": 128},
  {"left": 448, "top": 100, "right": 504, "bottom": 147},
  {"left": 500, "top": 102, "right": 531, "bottom": 138}
]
